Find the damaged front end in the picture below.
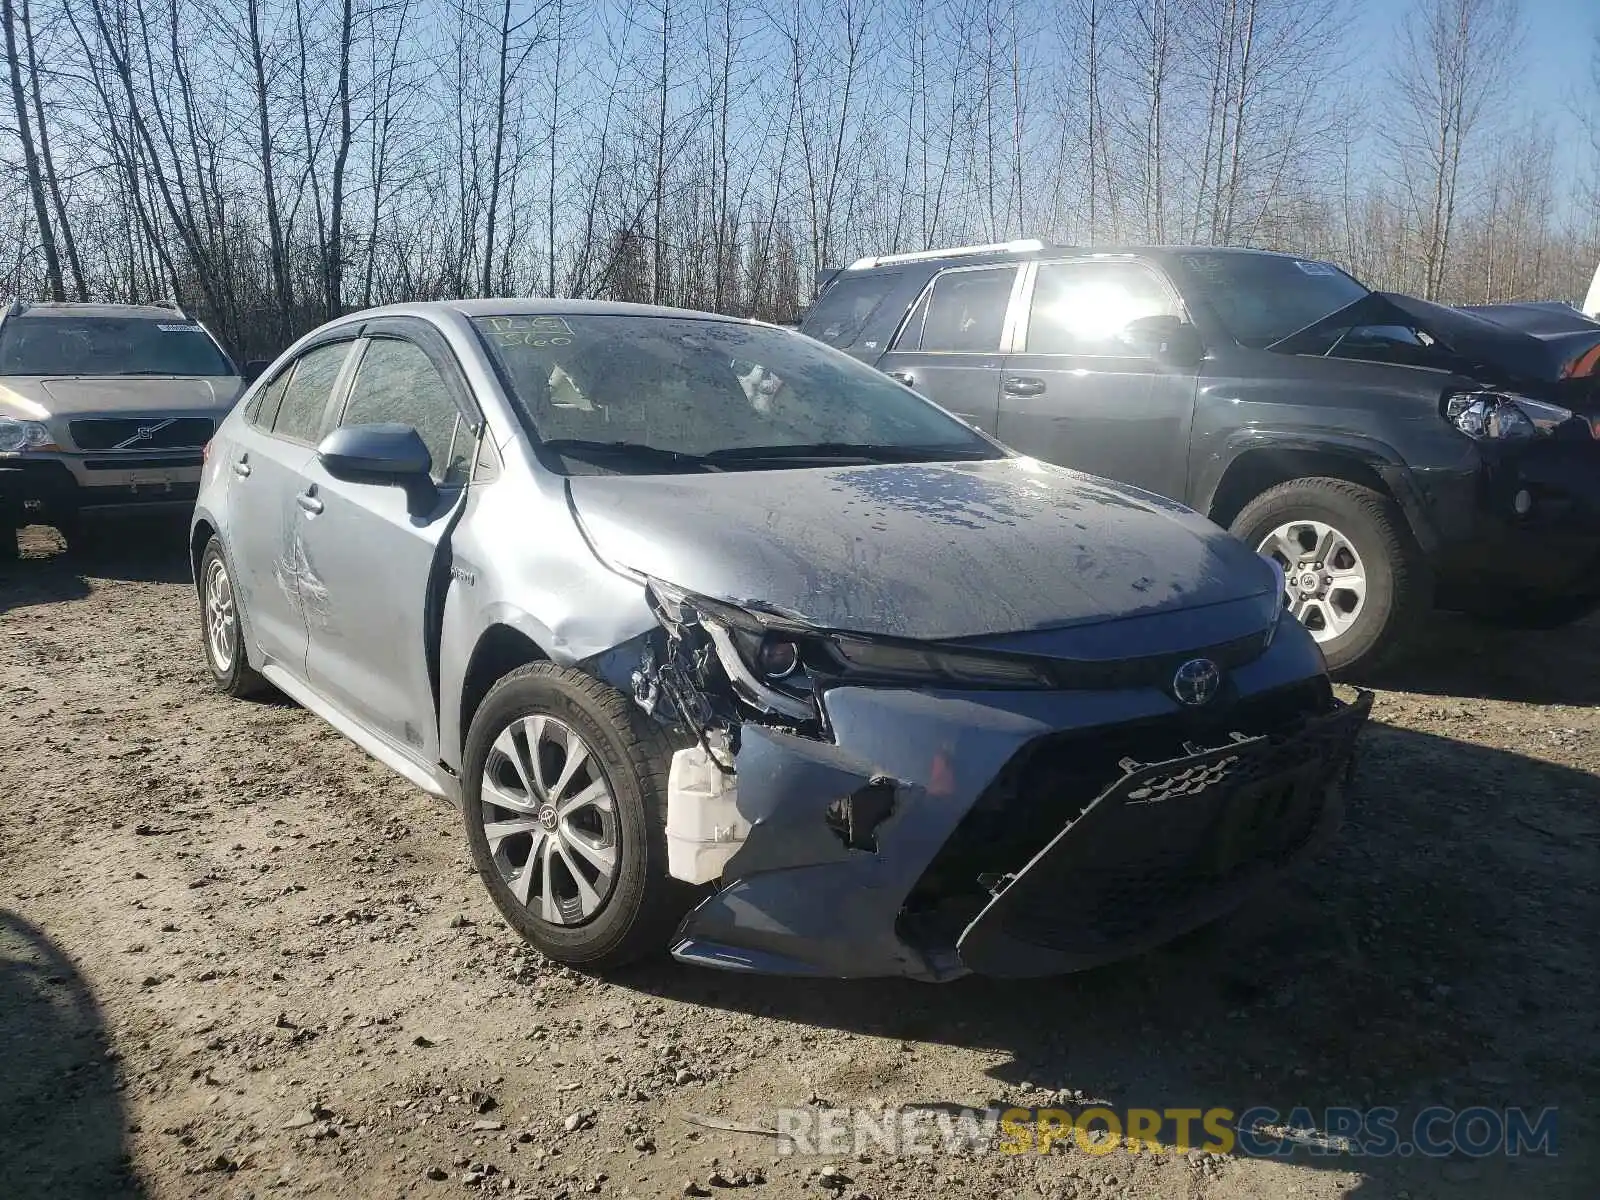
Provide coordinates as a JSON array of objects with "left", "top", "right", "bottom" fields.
[
  {"left": 627, "top": 581, "right": 902, "bottom": 890},
  {"left": 620, "top": 579, "right": 1371, "bottom": 982}
]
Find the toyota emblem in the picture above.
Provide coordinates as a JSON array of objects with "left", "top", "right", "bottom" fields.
[{"left": 1172, "top": 658, "right": 1222, "bottom": 707}]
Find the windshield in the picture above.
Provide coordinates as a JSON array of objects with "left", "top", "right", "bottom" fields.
[
  {"left": 1174, "top": 253, "right": 1370, "bottom": 348},
  {"left": 472, "top": 314, "right": 1001, "bottom": 473},
  {"left": 0, "top": 316, "right": 233, "bottom": 376}
]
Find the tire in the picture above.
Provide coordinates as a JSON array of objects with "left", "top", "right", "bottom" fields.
[
  {"left": 1230, "top": 476, "right": 1428, "bottom": 676},
  {"left": 198, "top": 536, "right": 270, "bottom": 698},
  {"left": 461, "top": 662, "right": 696, "bottom": 969}
]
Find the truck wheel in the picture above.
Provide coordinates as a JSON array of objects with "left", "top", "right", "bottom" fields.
[
  {"left": 461, "top": 663, "right": 697, "bottom": 970},
  {"left": 1231, "top": 477, "right": 1428, "bottom": 676}
]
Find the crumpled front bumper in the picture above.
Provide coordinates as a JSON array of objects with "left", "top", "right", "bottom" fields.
[
  {"left": 1426, "top": 438, "right": 1600, "bottom": 601},
  {"left": 954, "top": 690, "right": 1369, "bottom": 977},
  {"left": 670, "top": 628, "right": 1371, "bottom": 981}
]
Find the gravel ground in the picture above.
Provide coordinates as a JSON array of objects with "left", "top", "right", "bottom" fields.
[{"left": 1, "top": 521, "right": 1595, "bottom": 1200}]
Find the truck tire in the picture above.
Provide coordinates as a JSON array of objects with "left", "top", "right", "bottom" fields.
[
  {"left": 1231, "top": 477, "right": 1428, "bottom": 676},
  {"left": 461, "top": 662, "right": 698, "bottom": 970}
]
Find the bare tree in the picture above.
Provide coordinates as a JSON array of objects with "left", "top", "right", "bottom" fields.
[
  {"left": 2, "top": 0, "right": 64, "bottom": 298},
  {"left": 1386, "top": 0, "right": 1523, "bottom": 300}
]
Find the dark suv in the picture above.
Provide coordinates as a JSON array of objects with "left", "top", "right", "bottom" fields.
[{"left": 801, "top": 241, "right": 1600, "bottom": 673}]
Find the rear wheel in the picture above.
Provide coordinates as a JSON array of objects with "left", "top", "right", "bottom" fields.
[
  {"left": 1232, "top": 477, "right": 1428, "bottom": 676},
  {"left": 198, "top": 536, "right": 269, "bottom": 698},
  {"left": 461, "top": 663, "right": 695, "bottom": 968}
]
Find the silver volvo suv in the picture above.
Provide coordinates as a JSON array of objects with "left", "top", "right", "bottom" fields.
[
  {"left": 192, "top": 300, "right": 1369, "bottom": 981},
  {"left": 0, "top": 300, "right": 244, "bottom": 554}
]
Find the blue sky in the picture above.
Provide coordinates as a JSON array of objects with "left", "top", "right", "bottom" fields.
[{"left": 1511, "top": 0, "right": 1594, "bottom": 123}]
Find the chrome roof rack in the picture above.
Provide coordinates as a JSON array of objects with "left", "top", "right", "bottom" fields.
[{"left": 846, "top": 238, "right": 1048, "bottom": 271}]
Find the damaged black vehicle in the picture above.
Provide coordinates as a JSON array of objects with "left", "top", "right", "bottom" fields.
[
  {"left": 804, "top": 244, "right": 1600, "bottom": 673},
  {"left": 194, "top": 300, "right": 1370, "bottom": 981}
]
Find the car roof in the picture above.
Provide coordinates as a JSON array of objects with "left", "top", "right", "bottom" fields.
[
  {"left": 830, "top": 243, "right": 1307, "bottom": 277},
  {"left": 323, "top": 297, "right": 764, "bottom": 331},
  {"left": 8, "top": 301, "right": 195, "bottom": 321}
]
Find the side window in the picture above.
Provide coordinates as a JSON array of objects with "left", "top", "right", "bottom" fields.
[
  {"left": 272, "top": 342, "right": 351, "bottom": 443},
  {"left": 245, "top": 369, "right": 291, "bottom": 430},
  {"left": 918, "top": 267, "right": 1017, "bottom": 353},
  {"left": 340, "top": 338, "right": 470, "bottom": 486},
  {"left": 1026, "top": 261, "right": 1180, "bottom": 355}
]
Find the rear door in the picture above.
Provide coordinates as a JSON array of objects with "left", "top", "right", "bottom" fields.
[
  {"left": 225, "top": 339, "right": 356, "bottom": 674},
  {"left": 996, "top": 258, "right": 1197, "bottom": 497},
  {"left": 874, "top": 265, "right": 1023, "bottom": 434},
  {"left": 294, "top": 322, "right": 477, "bottom": 767}
]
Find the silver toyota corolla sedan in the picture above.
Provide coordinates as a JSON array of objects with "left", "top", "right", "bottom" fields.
[{"left": 191, "top": 300, "right": 1370, "bottom": 981}]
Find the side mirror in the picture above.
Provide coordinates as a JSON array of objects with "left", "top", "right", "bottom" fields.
[
  {"left": 1121, "top": 314, "right": 1203, "bottom": 367},
  {"left": 316, "top": 423, "right": 433, "bottom": 484},
  {"left": 242, "top": 358, "right": 271, "bottom": 384}
]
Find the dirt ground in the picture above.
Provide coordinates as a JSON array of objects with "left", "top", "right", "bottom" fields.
[{"left": 1, "top": 520, "right": 1595, "bottom": 1200}]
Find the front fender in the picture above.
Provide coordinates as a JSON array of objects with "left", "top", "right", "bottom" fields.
[{"left": 1198, "top": 428, "right": 1465, "bottom": 554}]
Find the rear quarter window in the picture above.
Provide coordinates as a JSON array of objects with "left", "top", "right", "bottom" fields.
[{"left": 802, "top": 272, "right": 903, "bottom": 348}]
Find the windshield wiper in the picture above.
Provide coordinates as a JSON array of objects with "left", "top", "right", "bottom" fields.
[
  {"left": 706, "top": 442, "right": 999, "bottom": 464},
  {"left": 537, "top": 438, "right": 718, "bottom": 471}
]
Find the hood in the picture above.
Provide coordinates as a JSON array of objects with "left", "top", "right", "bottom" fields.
[
  {"left": 566, "top": 458, "right": 1277, "bottom": 642},
  {"left": 1269, "top": 291, "right": 1600, "bottom": 388},
  {"left": 0, "top": 375, "right": 236, "bottom": 417}
]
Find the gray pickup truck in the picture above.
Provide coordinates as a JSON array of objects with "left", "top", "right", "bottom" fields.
[{"left": 0, "top": 300, "right": 246, "bottom": 555}]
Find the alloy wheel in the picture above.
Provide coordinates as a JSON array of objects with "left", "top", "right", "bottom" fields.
[
  {"left": 479, "top": 715, "right": 619, "bottom": 926},
  {"left": 204, "top": 557, "right": 237, "bottom": 671},
  {"left": 1258, "top": 519, "right": 1368, "bottom": 642}
]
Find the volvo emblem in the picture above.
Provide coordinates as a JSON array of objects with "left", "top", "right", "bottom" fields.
[
  {"left": 114, "top": 417, "right": 175, "bottom": 449},
  {"left": 1172, "top": 658, "right": 1222, "bottom": 707}
]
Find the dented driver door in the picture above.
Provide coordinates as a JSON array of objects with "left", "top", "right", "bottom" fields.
[
  {"left": 294, "top": 330, "right": 477, "bottom": 768},
  {"left": 226, "top": 338, "right": 357, "bottom": 676}
]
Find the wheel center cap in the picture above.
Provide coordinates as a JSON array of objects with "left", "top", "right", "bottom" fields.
[
  {"left": 537, "top": 805, "right": 558, "bottom": 831},
  {"left": 1299, "top": 572, "right": 1321, "bottom": 594}
]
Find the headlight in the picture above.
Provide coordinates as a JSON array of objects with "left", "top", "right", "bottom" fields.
[
  {"left": 1258, "top": 554, "right": 1288, "bottom": 646},
  {"left": 0, "top": 417, "right": 53, "bottom": 453},
  {"left": 1444, "top": 390, "right": 1572, "bottom": 441}
]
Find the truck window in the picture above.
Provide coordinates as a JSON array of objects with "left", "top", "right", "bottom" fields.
[
  {"left": 1025, "top": 261, "right": 1180, "bottom": 355},
  {"left": 802, "top": 272, "right": 902, "bottom": 348},
  {"left": 917, "top": 267, "right": 1017, "bottom": 353}
]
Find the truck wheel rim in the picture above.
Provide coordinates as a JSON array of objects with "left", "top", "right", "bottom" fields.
[
  {"left": 204, "top": 558, "right": 237, "bottom": 671},
  {"left": 480, "top": 715, "right": 619, "bottom": 926},
  {"left": 1257, "top": 520, "right": 1368, "bottom": 643}
]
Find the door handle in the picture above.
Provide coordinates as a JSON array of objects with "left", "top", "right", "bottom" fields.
[
  {"left": 887, "top": 371, "right": 915, "bottom": 387},
  {"left": 295, "top": 489, "right": 323, "bottom": 515},
  {"left": 232, "top": 456, "right": 251, "bottom": 477},
  {"left": 1003, "top": 376, "right": 1046, "bottom": 398}
]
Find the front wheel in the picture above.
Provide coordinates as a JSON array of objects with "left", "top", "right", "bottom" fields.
[
  {"left": 461, "top": 662, "right": 695, "bottom": 968},
  {"left": 1231, "top": 477, "right": 1429, "bottom": 676}
]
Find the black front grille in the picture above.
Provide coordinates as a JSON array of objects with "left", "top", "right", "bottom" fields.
[
  {"left": 904, "top": 677, "right": 1336, "bottom": 915},
  {"left": 69, "top": 417, "right": 213, "bottom": 451}
]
